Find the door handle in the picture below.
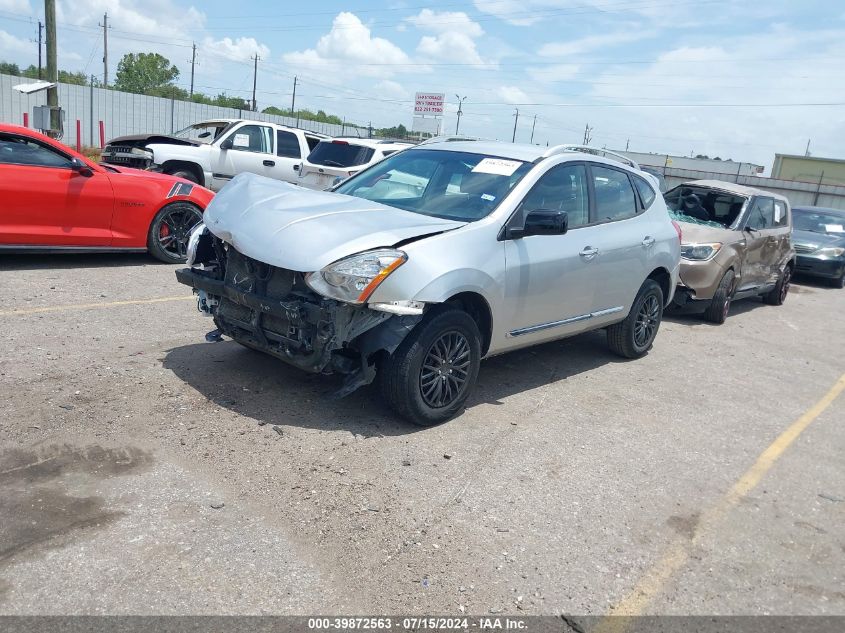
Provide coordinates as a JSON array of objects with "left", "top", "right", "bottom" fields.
[
  {"left": 263, "top": 160, "right": 275, "bottom": 167},
  {"left": 641, "top": 236, "right": 655, "bottom": 247},
  {"left": 579, "top": 246, "right": 599, "bottom": 259},
  {"left": 293, "top": 164, "right": 300, "bottom": 171}
]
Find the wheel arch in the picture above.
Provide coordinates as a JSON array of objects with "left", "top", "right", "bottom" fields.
[
  {"left": 161, "top": 160, "right": 204, "bottom": 186},
  {"left": 646, "top": 267, "right": 672, "bottom": 307},
  {"left": 443, "top": 291, "right": 493, "bottom": 356}
]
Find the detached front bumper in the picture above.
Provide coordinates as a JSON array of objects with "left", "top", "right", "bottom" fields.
[{"left": 794, "top": 255, "right": 845, "bottom": 279}]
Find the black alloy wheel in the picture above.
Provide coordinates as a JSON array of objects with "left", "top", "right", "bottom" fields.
[{"left": 419, "top": 331, "right": 471, "bottom": 408}]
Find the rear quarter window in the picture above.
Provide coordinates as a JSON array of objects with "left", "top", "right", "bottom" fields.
[{"left": 632, "top": 175, "right": 656, "bottom": 208}]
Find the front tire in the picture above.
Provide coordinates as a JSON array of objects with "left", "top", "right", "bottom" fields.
[
  {"left": 830, "top": 272, "right": 845, "bottom": 289},
  {"left": 763, "top": 265, "right": 792, "bottom": 305},
  {"left": 167, "top": 169, "right": 200, "bottom": 184},
  {"left": 703, "top": 270, "right": 735, "bottom": 324},
  {"left": 147, "top": 202, "right": 203, "bottom": 263},
  {"left": 607, "top": 280, "right": 664, "bottom": 359},
  {"left": 379, "top": 306, "right": 481, "bottom": 426}
]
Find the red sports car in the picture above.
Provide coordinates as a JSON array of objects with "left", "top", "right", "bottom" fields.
[{"left": 0, "top": 124, "right": 213, "bottom": 263}]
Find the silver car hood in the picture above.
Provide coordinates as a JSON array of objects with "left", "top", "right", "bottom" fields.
[{"left": 203, "top": 172, "right": 466, "bottom": 271}]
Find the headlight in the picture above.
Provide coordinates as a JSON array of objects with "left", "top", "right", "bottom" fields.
[
  {"left": 305, "top": 249, "right": 407, "bottom": 304},
  {"left": 817, "top": 246, "right": 845, "bottom": 257},
  {"left": 186, "top": 222, "right": 207, "bottom": 266},
  {"left": 681, "top": 242, "right": 722, "bottom": 261}
]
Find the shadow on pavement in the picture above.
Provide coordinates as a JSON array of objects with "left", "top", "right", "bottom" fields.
[
  {"left": 163, "top": 329, "right": 622, "bottom": 435},
  {"left": 0, "top": 253, "right": 161, "bottom": 271}
]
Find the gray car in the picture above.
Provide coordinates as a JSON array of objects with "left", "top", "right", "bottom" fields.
[{"left": 177, "top": 141, "right": 681, "bottom": 425}]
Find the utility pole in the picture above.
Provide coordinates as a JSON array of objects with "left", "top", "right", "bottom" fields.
[
  {"left": 625, "top": 138, "right": 630, "bottom": 151},
  {"left": 582, "top": 123, "right": 592, "bottom": 145},
  {"left": 251, "top": 54, "right": 259, "bottom": 111},
  {"left": 37, "top": 21, "right": 43, "bottom": 79},
  {"left": 530, "top": 114, "right": 537, "bottom": 144},
  {"left": 189, "top": 42, "right": 196, "bottom": 97},
  {"left": 455, "top": 94, "right": 466, "bottom": 135},
  {"left": 99, "top": 12, "right": 108, "bottom": 87},
  {"left": 44, "top": 0, "right": 59, "bottom": 136},
  {"left": 290, "top": 76, "right": 297, "bottom": 115},
  {"left": 512, "top": 108, "right": 519, "bottom": 143},
  {"left": 805, "top": 139, "right": 811, "bottom": 157}
]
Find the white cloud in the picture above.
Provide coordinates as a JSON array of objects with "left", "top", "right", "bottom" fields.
[
  {"left": 283, "top": 12, "right": 411, "bottom": 78},
  {"left": 417, "top": 31, "right": 486, "bottom": 66},
  {"left": 407, "top": 9, "right": 487, "bottom": 67},
  {"left": 203, "top": 36, "right": 269, "bottom": 63},
  {"left": 0, "top": 29, "right": 30, "bottom": 56},
  {"left": 406, "top": 9, "right": 484, "bottom": 37},
  {"left": 55, "top": 0, "right": 205, "bottom": 40},
  {"left": 0, "top": 0, "right": 31, "bottom": 13},
  {"left": 498, "top": 85, "right": 530, "bottom": 104},
  {"left": 374, "top": 79, "right": 407, "bottom": 100},
  {"left": 538, "top": 29, "right": 657, "bottom": 57}
]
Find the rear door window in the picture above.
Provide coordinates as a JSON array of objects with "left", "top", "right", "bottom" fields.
[
  {"left": 308, "top": 141, "right": 375, "bottom": 167},
  {"left": 276, "top": 131, "right": 301, "bottom": 158},
  {"left": 773, "top": 200, "right": 789, "bottom": 228},
  {"left": 591, "top": 165, "right": 638, "bottom": 222}
]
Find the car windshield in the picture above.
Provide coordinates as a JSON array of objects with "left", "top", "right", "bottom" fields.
[
  {"left": 333, "top": 148, "right": 533, "bottom": 222},
  {"left": 174, "top": 122, "right": 231, "bottom": 144},
  {"left": 793, "top": 209, "right": 845, "bottom": 235},
  {"left": 308, "top": 141, "right": 376, "bottom": 168},
  {"left": 664, "top": 185, "right": 747, "bottom": 229}
]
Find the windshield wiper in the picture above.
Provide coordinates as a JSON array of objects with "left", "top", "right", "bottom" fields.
[{"left": 320, "top": 160, "right": 345, "bottom": 167}]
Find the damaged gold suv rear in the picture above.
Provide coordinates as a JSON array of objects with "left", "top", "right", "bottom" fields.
[{"left": 665, "top": 180, "right": 795, "bottom": 324}]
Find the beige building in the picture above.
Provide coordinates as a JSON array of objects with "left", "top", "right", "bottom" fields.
[{"left": 771, "top": 154, "right": 845, "bottom": 186}]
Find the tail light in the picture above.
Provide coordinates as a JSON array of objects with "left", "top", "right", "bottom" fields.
[{"left": 671, "top": 220, "right": 682, "bottom": 243}]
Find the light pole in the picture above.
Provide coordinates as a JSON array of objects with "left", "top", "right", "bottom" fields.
[
  {"left": 512, "top": 108, "right": 519, "bottom": 143},
  {"left": 455, "top": 95, "right": 467, "bottom": 135}
]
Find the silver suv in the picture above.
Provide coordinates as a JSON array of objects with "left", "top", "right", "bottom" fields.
[{"left": 177, "top": 141, "right": 681, "bottom": 425}]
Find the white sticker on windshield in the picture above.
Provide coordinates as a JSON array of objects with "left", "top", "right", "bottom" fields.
[
  {"left": 774, "top": 205, "right": 782, "bottom": 222},
  {"left": 472, "top": 158, "right": 522, "bottom": 176},
  {"left": 233, "top": 133, "right": 250, "bottom": 148},
  {"left": 481, "top": 193, "right": 496, "bottom": 201},
  {"left": 824, "top": 224, "right": 844, "bottom": 233}
]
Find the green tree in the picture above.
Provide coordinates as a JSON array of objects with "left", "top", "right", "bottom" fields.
[
  {"left": 114, "top": 52, "right": 179, "bottom": 95},
  {"left": 212, "top": 93, "right": 251, "bottom": 109},
  {"left": 0, "top": 61, "right": 21, "bottom": 75},
  {"left": 58, "top": 70, "right": 88, "bottom": 85}
]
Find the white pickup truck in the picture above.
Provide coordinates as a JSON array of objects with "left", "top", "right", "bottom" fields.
[{"left": 101, "top": 119, "right": 328, "bottom": 191}]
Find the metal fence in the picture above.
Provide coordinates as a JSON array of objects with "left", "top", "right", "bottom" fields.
[{"left": 1, "top": 73, "right": 362, "bottom": 145}]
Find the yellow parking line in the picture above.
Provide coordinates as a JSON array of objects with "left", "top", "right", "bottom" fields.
[
  {"left": 597, "top": 372, "right": 845, "bottom": 631},
  {"left": 0, "top": 295, "right": 192, "bottom": 317}
]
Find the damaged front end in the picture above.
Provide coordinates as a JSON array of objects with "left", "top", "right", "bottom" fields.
[{"left": 175, "top": 225, "right": 422, "bottom": 397}]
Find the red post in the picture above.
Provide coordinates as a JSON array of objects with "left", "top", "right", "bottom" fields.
[
  {"left": 99, "top": 121, "right": 105, "bottom": 148},
  {"left": 76, "top": 120, "right": 81, "bottom": 152},
  {"left": 23, "top": 112, "right": 29, "bottom": 128}
]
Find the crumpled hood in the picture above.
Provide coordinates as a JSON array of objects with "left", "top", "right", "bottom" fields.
[
  {"left": 107, "top": 133, "right": 199, "bottom": 147},
  {"left": 204, "top": 172, "right": 466, "bottom": 271},
  {"left": 677, "top": 220, "right": 735, "bottom": 243}
]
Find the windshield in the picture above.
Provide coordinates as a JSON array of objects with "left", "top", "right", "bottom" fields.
[
  {"left": 664, "top": 185, "right": 747, "bottom": 229},
  {"left": 308, "top": 141, "right": 375, "bottom": 168},
  {"left": 793, "top": 209, "right": 845, "bottom": 235},
  {"left": 174, "top": 122, "right": 232, "bottom": 144},
  {"left": 333, "top": 148, "right": 533, "bottom": 222}
]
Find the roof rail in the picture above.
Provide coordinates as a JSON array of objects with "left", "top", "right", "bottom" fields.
[
  {"left": 417, "top": 135, "right": 481, "bottom": 146},
  {"left": 542, "top": 144, "right": 640, "bottom": 169}
]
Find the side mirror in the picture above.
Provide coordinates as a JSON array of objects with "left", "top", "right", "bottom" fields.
[
  {"left": 508, "top": 209, "right": 568, "bottom": 239},
  {"left": 219, "top": 138, "right": 233, "bottom": 150},
  {"left": 70, "top": 157, "right": 93, "bottom": 177}
]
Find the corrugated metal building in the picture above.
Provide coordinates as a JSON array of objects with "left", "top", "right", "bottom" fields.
[{"left": 771, "top": 154, "right": 845, "bottom": 187}]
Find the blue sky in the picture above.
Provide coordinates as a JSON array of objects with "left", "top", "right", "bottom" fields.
[{"left": 1, "top": 0, "right": 844, "bottom": 169}]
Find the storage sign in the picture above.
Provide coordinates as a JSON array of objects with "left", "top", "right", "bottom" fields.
[{"left": 414, "top": 92, "right": 445, "bottom": 115}]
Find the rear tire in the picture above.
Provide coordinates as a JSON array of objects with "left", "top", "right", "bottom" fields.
[
  {"left": 703, "top": 270, "right": 735, "bottom": 324},
  {"left": 147, "top": 202, "right": 203, "bottom": 263},
  {"left": 607, "top": 280, "right": 664, "bottom": 359},
  {"left": 763, "top": 265, "right": 792, "bottom": 305},
  {"left": 379, "top": 306, "right": 481, "bottom": 426}
]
